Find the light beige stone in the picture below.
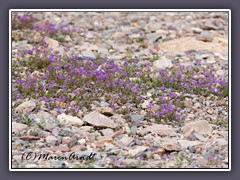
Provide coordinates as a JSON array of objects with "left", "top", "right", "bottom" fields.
[
  {"left": 83, "top": 111, "right": 118, "bottom": 128},
  {"left": 182, "top": 120, "right": 212, "bottom": 137}
]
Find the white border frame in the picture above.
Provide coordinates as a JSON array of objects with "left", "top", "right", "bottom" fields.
[{"left": 9, "top": 9, "right": 231, "bottom": 171}]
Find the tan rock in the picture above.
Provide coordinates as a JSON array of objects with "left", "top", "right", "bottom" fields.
[
  {"left": 95, "top": 107, "right": 114, "bottom": 116},
  {"left": 57, "top": 113, "right": 84, "bottom": 127},
  {"left": 46, "top": 135, "right": 58, "bottom": 144},
  {"left": 111, "top": 130, "right": 123, "bottom": 138},
  {"left": 49, "top": 144, "right": 70, "bottom": 152},
  {"left": 44, "top": 37, "right": 59, "bottom": 48},
  {"left": 141, "top": 100, "right": 151, "bottom": 109},
  {"left": 182, "top": 120, "right": 212, "bottom": 137},
  {"left": 214, "top": 130, "right": 228, "bottom": 137},
  {"left": 178, "top": 140, "right": 202, "bottom": 149},
  {"left": 142, "top": 124, "right": 174, "bottom": 136},
  {"left": 12, "top": 142, "right": 22, "bottom": 150},
  {"left": 71, "top": 145, "right": 81, "bottom": 151},
  {"left": 118, "top": 136, "right": 134, "bottom": 147},
  {"left": 128, "top": 146, "right": 148, "bottom": 157},
  {"left": 15, "top": 100, "right": 36, "bottom": 113},
  {"left": 30, "top": 71, "right": 45, "bottom": 79},
  {"left": 160, "top": 141, "right": 181, "bottom": 151},
  {"left": 192, "top": 144, "right": 206, "bottom": 154},
  {"left": 213, "top": 138, "right": 228, "bottom": 146},
  {"left": 12, "top": 122, "right": 28, "bottom": 133},
  {"left": 97, "top": 136, "right": 113, "bottom": 143},
  {"left": 159, "top": 37, "right": 228, "bottom": 53},
  {"left": 184, "top": 100, "right": 192, "bottom": 108},
  {"left": 155, "top": 147, "right": 165, "bottom": 156},
  {"left": 83, "top": 111, "right": 118, "bottom": 128}
]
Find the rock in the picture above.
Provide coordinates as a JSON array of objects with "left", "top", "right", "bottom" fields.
[
  {"left": 78, "top": 139, "right": 86, "bottom": 145},
  {"left": 87, "top": 44, "right": 99, "bottom": 51},
  {"left": 19, "top": 136, "right": 40, "bottom": 141},
  {"left": 182, "top": 120, "right": 212, "bottom": 137},
  {"left": 154, "top": 147, "right": 165, "bottom": 156},
  {"left": 32, "top": 14, "right": 43, "bottom": 20},
  {"left": 111, "top": 130, "right": 123, "bottom": 138},
  {"left": 59, "top": 129, "right": 74, "bottom": 137},
  {"left": 141, "top": 124, "right": 174, "bottom": 136},
  {"left": 191, "top": 27, "right": 203, "bottom": 34},
  {"left": 153, "top": 58, "right": 173, "bottom": 70},
  {"left": 15, "top": 100, "right": 36, "bottom": 113},
  {"left": 130, "top": 126, "right": 138, "bottom": 134},
  {"left": 128, "top": 146, "right": 148, "bottom": 157},
  {"left": 153, "top": 154, "right": 162, "bottom": 160},
  {"left": 53, "top": 160, "right": 67, "bottom": 168},
  {"left": 184, "top": 100, "right": 192, "bottom": 108},
  {"left": 35, "top": 142, "right": 45, "bottom": 148},
  {"left": 146, "top": 33, "right": 163, "bottom": 42},
  {"left": 97, "top": 136, "right": 113, "bottom": 143},
  {"left": 12, "top": 122, "right": 28, "bottom": 133},
  {"left": 30, "top": 71, "right": 45, "bottom": 79},
  {"left": 130, "top": 114, "right": 145, "bottom": 126},
  {"left": 196, "top": 32, "right": 214, "bottom": 42},
  {"left": 104, "top": 142, "right": 116, "bottom": 151},
  {"left": 12, "top": 141, "right": 22, "bottom": 150},
  {"left": 95, "top": 107, "right": 114, "bottom": 116},
  {"left": 57, "top": 113, "right": 84, "bottom": 127},
  {"left": 214, "top": 130, "right": 228, "bottom": 137},
  {"left": 62, "top": 136, "right": 78, "bottom": 147},
  {"left": 160, "top": 141, "right": 181, "bottom": 151},
  {"left": 201, "top": 21, "right": 219, "bottom": 30},
  {"left": 99, "top": 101, "right": 110, "bottom": 107},
  {"left": 99, "top": 128, "right": 114, "bottom": 136},
  {"left": 83, "top": 111, "right": 118, "bottom": 128},
  {"left": 141, "top": 100, "right": 151, "bottom": 109},
  {"left": 118, "top": 136, "right": 134, "bottom": 147},
  {"left": 178, "top": 140, "right": 202, "bottom": 149},
  {"left": 71, "top": 145, "right": 81, "bottom": 151},
  {"left": 79, "top": 126, "right": 93, "bottom": 132},
  {"left": 193, "top": 132, "right": 207, "bottom": 141},
  {"left": 44, "top": 37, "right": 59, "bottom": 48},
  {"left": 216, "top": 70, "right": 225, "bottom": 76},
  {"left": 108, "top": 55, "right": 122, "bottom": 60},
  {"left": 46, "top": 135, "right": 58, "bottom": 144},
  {"left": 50, "top": 110, "right": 58, "bottom": 117},
  {"left": 64, "top": 35, "right": 72, "bottom": 42},
  {"left": 81, "top": 51, "right": 96, "bottom": 59},
  {"left": 112, "top": 32, "right": 124, "bottom": 38},
  {"left": 213, "top": 138, "right": 228, "bottom": 146},
  {"left": 111, "top": 114, "right": 127, "bottom": 125},
  {"left": 29, "top": 111, "right": 60, "bottom": 129},
  {"left": 49, "top": 144, "right": 70, "bottom": 152}
]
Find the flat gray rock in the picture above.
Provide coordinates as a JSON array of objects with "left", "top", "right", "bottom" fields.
[{"left": 29, "top": 111, "right": 60, "bottom": 129}]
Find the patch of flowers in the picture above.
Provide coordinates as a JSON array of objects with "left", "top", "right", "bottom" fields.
[
  {"left": 12, "top": 39, "right": 228, "bottom": 124},
  {"left": 12, "top": 12, "right": 80, "bottom": 43}
]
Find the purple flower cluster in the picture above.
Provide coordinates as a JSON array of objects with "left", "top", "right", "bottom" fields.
[
  {"left": 12, "top": 21, "right": 228, "bottom": 123},
  {"left": 12, "top": 12, "right": 36, "bottom": 30},
  {"left": 12, "top": 12, "right": 80, "bottom": 42}
]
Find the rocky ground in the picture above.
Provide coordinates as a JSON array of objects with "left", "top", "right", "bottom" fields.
[{"left": 11, "top": 11, "right": 229, "bottom": 169}]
